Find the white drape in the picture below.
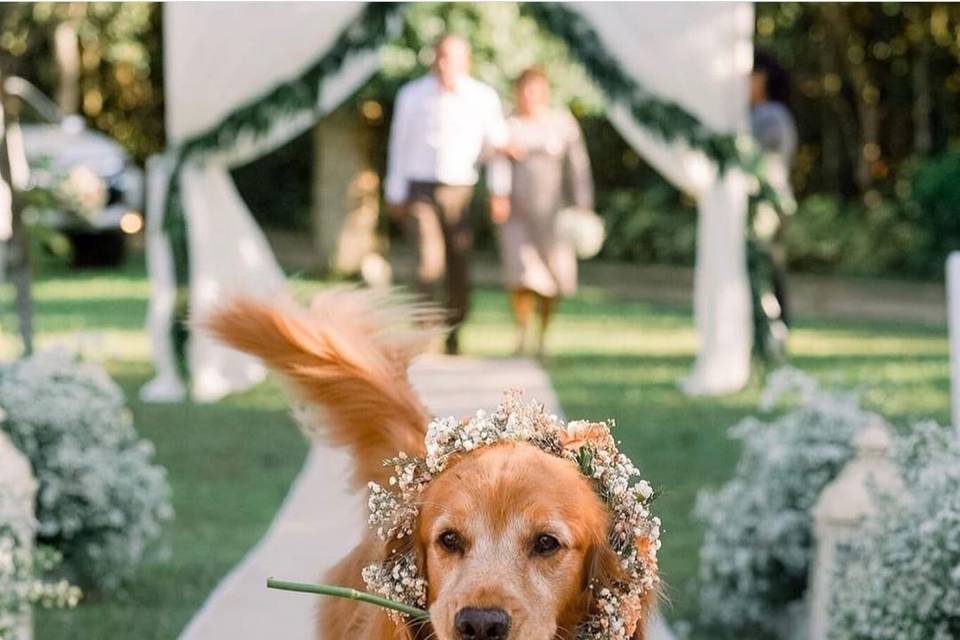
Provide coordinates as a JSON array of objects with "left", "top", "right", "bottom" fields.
[
  {"left": 145, "top": 1, "right": 755, "bottom": 401},
  {"left": 142, "top": 2, "right": 380, "bottom": 402},
  {"left": 575, "top": 2, "right": 755, "bottom": 394},
  {"left": 140, "top": 154, "right": 186, "bottom": 402}
]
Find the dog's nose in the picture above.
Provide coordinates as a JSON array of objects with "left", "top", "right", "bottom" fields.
[{"left": 454, "top": 607, "right": 511, "bottom": 640}]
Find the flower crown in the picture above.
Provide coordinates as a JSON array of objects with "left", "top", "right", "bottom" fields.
[{"left": 361, "top": 391, "right": 661, "bottom": 640}]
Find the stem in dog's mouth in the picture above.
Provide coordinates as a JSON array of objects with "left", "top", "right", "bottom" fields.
[{"left": 266, "top": 577, "right": 431, "bottom": 621}]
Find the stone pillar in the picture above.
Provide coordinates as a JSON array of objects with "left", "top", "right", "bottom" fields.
[
  {"left": 807, "top": 418, "right": 902, "bottom": 640},
  {"left": 0, "top": 429, "right": 38, "bottom": 640},
  {"left": 311, "top": 105, "right": 380, "bottom": 276}
]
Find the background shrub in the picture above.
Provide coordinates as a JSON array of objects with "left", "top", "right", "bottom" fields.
[
  {"left": 0, "top": 351, "right": 173, "bottom": 590},
  {"left": 829, "top": 421, "right": 960, "bottom": 640},
  {"left": 694, "top": 368, "right": 874, "bottom": 636}
]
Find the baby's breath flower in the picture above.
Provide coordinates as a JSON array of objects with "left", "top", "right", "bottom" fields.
[
  {"left": 695, "top": 368, "right": 873, "bottom": 635},
  {"left": 0, "top": 350, "right": 173, "bottom": 590},
  {"left": 830, "top": 423, "right": 960, "bottom": 640}
]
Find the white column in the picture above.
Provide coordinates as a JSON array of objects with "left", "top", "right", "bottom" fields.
[
  {"left": 947, "top": 252, "right": 960, "bottom": 432},
  {"left": 682, "top": 170, "right": 753, "bottom": 396},
  {"left": 182, "top": 160, "right": 286, "bottom": 403}
]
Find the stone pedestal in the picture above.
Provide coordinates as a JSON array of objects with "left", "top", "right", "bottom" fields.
[
  {"left": 807, "top": 418, "right": 902, "bottom": 640},
  {"left": 0, "top": 429, "right": 37, "bottom": 640}
]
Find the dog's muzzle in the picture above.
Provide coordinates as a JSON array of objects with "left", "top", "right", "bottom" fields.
[{"left": 454, "top": 607, "right": 511, "bottom": 640}]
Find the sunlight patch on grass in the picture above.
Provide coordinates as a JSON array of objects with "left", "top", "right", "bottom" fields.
[
  {"left": 0, "top": 330, "right": 151, "bottom": 361},
  {"left": 790, "top": 328, "right": 947, "bottom": 357}
]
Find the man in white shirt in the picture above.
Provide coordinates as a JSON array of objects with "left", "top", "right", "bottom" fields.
[{"left": 385, "top": 34, "right": 511, "bottom": 354}]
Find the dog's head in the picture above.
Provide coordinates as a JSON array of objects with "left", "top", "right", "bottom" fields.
[{"left": 410, "top": 442, "right": 632, "bottom": 640}]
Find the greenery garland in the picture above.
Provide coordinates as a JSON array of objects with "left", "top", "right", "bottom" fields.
[
  {"left": 160, "top": 2, "right": 404, "bottom": 371},
  {"left": 530, "top": 3, "right": 788, "bottom": 365},
  {"left": 161, "top": 1, "right": 783, "bottom": 377},
  {"left": 525, "top": 3, "right": 784, "bottom": 208}
]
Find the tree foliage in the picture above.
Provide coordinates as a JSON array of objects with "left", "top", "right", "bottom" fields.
[
  {"left": 756, "top": 3, "right": 960, "bottom": 197},
  {"left": 370, "top": 2, "right": 603, "bottom": 114},
  {"left": 5, "top": 2, "right": 960, "bottom": 278},
  {"left": 0, "top": 2, "right": 162, "bottom": 160}
]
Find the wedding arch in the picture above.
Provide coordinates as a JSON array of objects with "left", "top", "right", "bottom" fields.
[{"left": 141, "top": 1, "right": 763, "bottom": 403}]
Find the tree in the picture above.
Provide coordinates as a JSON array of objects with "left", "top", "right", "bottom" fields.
[
  {"left": 755, "top": 3, "right": 960, "bottom": 197},
  {"left": 0, "top": 3, "right": 164, "bottom": 161}
]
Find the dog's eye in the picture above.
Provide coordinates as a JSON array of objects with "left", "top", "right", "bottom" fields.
[
  {"left": 438, "top": 530, "right": 464, "bottom": 553},
  {"left": 533, "top": 534, "right": 561, "bottom": 556}
]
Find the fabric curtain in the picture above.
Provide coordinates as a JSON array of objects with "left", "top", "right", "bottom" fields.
[
  {"left": 164, "top": 2, "right": 368, "bottom": 143},
  {"left": 140, "top": 154, "right": 186, "bottom": 402},
  {"left": 146, "top": 1, "right": 756, "bottom": 401},
  {"left": 573, "top": 2, "right": 755, "bottom": 394},
  {"left": 143, "top": 2, "right": 381, "bottom": 401}
]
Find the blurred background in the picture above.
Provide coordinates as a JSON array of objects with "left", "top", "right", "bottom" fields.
[{"left": 2, "top": 2, "right": 958, "bottom": 278}]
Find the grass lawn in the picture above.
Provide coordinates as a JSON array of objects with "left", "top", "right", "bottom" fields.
[{"left": 4, "top": 255, "right": 949, "bottom": 638}]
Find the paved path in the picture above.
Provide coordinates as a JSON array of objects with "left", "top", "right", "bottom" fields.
[{"left": 178, "top": 355, "right": 674, "bottom": 640}]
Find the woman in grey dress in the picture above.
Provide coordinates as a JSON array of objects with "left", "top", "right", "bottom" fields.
[{"left": 493, "top": 67, "right": 594, "bottom": 357}]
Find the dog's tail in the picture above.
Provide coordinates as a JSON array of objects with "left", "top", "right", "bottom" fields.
[{"left": 204, "top": 289, "right": 442, "bottom": 489}]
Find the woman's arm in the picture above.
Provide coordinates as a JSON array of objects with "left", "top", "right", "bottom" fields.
[{"left": 482, "top": 88, "right": 512, "bottom": 198}]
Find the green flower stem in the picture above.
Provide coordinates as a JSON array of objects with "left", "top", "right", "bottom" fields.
[{"left": 266, "top": 577, "right": 431, "bottom": 621}]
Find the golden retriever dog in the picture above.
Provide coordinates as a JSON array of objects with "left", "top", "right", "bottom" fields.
[{"left": 206, "top": 290, "right": 656, "bottom": 640}]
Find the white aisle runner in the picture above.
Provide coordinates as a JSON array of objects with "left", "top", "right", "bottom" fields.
[{"left": 178, "top": 355, "right": 674, "bottom": 640}]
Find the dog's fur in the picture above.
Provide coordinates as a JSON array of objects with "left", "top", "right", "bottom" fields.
[{"left": 206, "top": 291, "right": 654, "bottom": 640}]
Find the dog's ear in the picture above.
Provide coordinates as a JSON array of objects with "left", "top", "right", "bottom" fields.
[
  {"left": 409, "top": 527, "right": 430, "bottom": 592},
  {"left": 584, "top": 542, "right": 624, "bottom": 593},
  {"left": 584, "top": 543, "right": 657, "bottom": 640},
  {"left": 379, "top": 535, "right": 434, "bottom": 640},
  {"left": 382, "top": 533, "right": 430, "bottom": 593},
  {"left": 383, "top": 534, "right": 416, "bottom": 565}
]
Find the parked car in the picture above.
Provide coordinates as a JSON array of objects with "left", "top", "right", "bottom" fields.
[{"left": 6, "top": 77, "right": 144, "bottom": 267}]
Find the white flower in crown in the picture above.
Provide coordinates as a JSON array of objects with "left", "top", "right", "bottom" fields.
[{"left": 361, "top": 390, "right": 661, "bottom": 639}]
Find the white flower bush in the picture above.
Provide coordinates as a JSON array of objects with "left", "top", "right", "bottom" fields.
[
  {"left": 695, "top": 368, "right": 876, "bottom": 635},
  {"left": 0, "top": 350, "right": 173, "bottom": 590},
  {"left": 829, "top": 421, "right": 960, "bottom": 640},
  {"left": 0, "top": 431, "right": 80, "bottom": 639},
  {"left": 0, "top": 531, "right": 82, "bottom": 640}
]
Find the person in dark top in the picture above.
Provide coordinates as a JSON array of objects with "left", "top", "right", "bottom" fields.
[{"left": 751, "top": 50, "right": 798, "bottom": 328}]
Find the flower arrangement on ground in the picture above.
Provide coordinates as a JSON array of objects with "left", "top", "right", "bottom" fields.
[
  {"left": 0, "top": 431, "right": 80, "bottom": 639},
  {"left": 829, "top": 421, "right": 960, "bottom": 640},
  {"left": 695, "top": 368, "right": 877, "bottom": 635},
  {"left": 0, "top": 350, "right": 173, "bottom": 590},
  {"left": 0, "top": 530, "right": 82, "bottom": 640}
]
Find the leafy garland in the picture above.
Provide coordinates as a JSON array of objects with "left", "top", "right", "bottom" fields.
[
  {"left": 160, "top": 2, "right": 405, "bottom": 370},
  {"left": 525, "top": 3, "right": 783, "bottom": 207},
  {"left": 161, "top": 1, "right": 781, "bottom": 376}
]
